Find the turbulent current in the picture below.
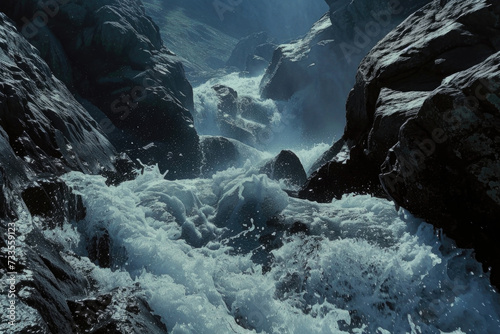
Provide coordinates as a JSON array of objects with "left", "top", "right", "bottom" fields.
[{"left": 44, "top": 73, "right": 500, "bottom": 333}]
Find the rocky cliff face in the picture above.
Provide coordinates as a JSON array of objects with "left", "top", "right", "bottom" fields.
[
  {"left": 0, "top": 11, "right": 167, "bottom": 333},
  {"left": 1, "top": 0, "right": 201, "bottom": 179},
  {"left": 260, "top": 0, "right": 431, "bottom": 141},
  {"left": 301, "top": 0, "right": 500, "bottom": 286},
  {"left": 140, "top": 0, "right": 326, "bottom": 79}
]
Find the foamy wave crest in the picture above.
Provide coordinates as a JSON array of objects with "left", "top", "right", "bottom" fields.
[{"left": 56, "top": 166, "right": 500, "bottom": 334}]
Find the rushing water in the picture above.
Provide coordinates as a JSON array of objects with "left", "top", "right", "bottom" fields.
[
  {"left": 54, "top": 161, "right": 500, "bottom": 334},
  {"left": 43, "top": 71, "right": 500, "bottom": 333}
]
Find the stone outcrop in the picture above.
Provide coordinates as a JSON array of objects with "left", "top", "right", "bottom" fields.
[
  {"left": 260, "top": 150, "right": 307, "bottom": 187},
  {"left": 1, "top": 0, "right": 201, "bottom": 179},
  {"left": 302, "top": 0, "right": 500, "bottom": 286},
  {"left": 260, "top": 0, "right": 431, "bottom": 141},
  {"left": 0, "top": 13, "right": 115, "bottom": 180},
  {"left": 0, "top": 12, "right": 167, "bottom": 333}
]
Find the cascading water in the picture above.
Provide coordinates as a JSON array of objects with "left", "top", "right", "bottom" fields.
[{"left": 51, "top": 157, "right": 500, "bottom": 333}]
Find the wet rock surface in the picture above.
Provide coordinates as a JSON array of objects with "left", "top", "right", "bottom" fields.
[
  {"left": 261, "top": 150, "right": 307, "bottom": 187},
  {"left": 68, "top": 286, "right": 168, "bottom": 334},
  {"left": 304, "top": 0, "right": 500, "bottom": 286},
  {"left": 212, "top": 84, "right": 272, "bottom": 147},
  {"left": 0, "top": 11, "right": 168, "bottom": 333},
  {"left": 1, "top": 0, "right": 202, "bottom": 178},
  {"left": 260, "top": 0, "right": 431, "bottom": 141}
]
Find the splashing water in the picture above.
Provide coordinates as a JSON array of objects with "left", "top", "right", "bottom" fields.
[
  {"left": 193, "top": 72, "right": 333, "bottom": 153},
  {"left": 55, "top": 161, "right": 500, "bottom": 334}
]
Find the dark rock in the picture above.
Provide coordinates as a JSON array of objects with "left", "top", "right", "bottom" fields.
[
  {"left": 102, "top": 153, "right": 138, "bottom": 186},
  {"left": 0, "top": 227, "right": 88, "bottom": 333},
  {"left": 0, "top": 167, "right": 17, "bottom": 220},
  {"left": 299, "top": 146, "right": 384, "bottom": 202},
  {"left": 307, "top": 0, "right": 500, "bottom": 286},
  {"left": 0, "top": 13, "right": 116, "bottom": 177},
  {"left": 1, "top": 0, "right": 202, "bottom": 179},
  {"left": 200, "top": 136, "right": 240, "bottom": 176},
  {"left": 261, "top": 150, "right": 307, "bottom": 187},
  {"left": 289, "top": 221, "right": 309, "bottom": 235},
  {"left": 212, "top": 84, "right": 270, "bottom": 147},
  {"left": 22, "top": 178, "right": 86, "bottom": 228},
  {"left": 261, "top": 46, "right": 313, "bottom": 101},
  {"left": 260, "top": 0, "right": 431, "bottom": 141},
  {"left": 343, "top": 0, "right": 498, "bottom": 146},
  {"left": 213, "top": 84, "right": 239, "bottom": 117},
  {"left": 68, "top": 286, "right": 168, "bottom": 334},
  {"left": 379, "top": 52, "right": 500, "bottom": 286},
  {"left": 88, "top": 229, "right": 111, "bottom": 269},
  {"left": 0, "top": 12, "right": 167, "bottom": 333}
]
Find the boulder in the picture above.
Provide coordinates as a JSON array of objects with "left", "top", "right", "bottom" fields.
[
  {"left": 380, "top": 52, "right": 500, "bottom": 284},
  {"left": 68, "top": 286, "right": 168, "bottom": 333},
  {"left": 260, "top": 150, "right": 307, "bottom": 187},
  {"left": 212, "top": 84, "right": 271, "bottom": 147},
  {"left": 200, "top": 136, "right": 240, "bottom": 176},
  {"left": 300, "top": 146, "right": 384, "bottom": 202},
  {"left": 303, "top": 0, "right": 500, "bottom": 286},
  {"left": 213, "top": 84, "right": 239, "bottom": 117}
]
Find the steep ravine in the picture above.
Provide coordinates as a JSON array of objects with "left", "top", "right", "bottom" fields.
[{"left": 1, "top": 0, "right": 500, "bottom": 333}]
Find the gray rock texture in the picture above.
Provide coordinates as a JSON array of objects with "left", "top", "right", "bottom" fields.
[
  {"left": 301, "top": 0, "right": 500, "bottom": 287},
  {"left": 0, "top": 11, "right": 167, "bottom": 333},
  {"left": 1, "top": 0, "right": 201, "bottom": 179},
  {"left": 261, "top": 0, "right": 431, "bottom": 141}
]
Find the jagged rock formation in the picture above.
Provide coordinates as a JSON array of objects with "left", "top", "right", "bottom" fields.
[
  {"left": 1, "top": 0, "right": 201, "bottom": 179},
  {"left": 301, "top": 0, "right": 500, "bottom": 286},
  {"left": 0, "top": 13, "right": 115, "bottom": 180},
  {"left": 0, "top": 12, "right": 167, "bottom": 333},
  {"left": 260, "top": 0, "right": 431, "bottom": 141}
]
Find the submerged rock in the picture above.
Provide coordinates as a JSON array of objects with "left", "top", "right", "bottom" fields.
[{"left": 68, "top": 286, "right": 168, "bottom": 333}]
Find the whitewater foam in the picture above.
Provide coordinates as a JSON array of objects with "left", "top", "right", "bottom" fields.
[{"left": 55, "top": 163, "right": 500, "bottom": 334}]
